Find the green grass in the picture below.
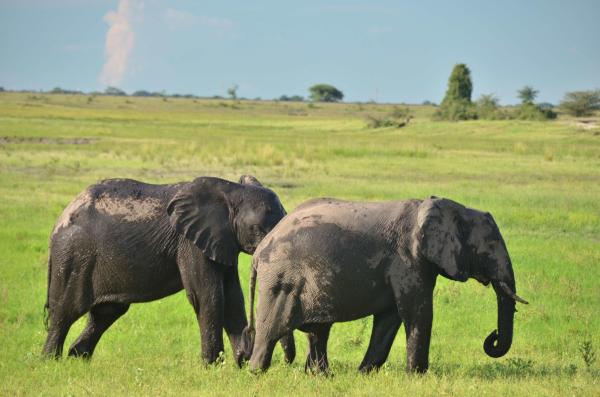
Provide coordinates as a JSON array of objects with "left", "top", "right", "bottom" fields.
[{"left": 0, "top": 92, "right": 599, "bottom": 396}]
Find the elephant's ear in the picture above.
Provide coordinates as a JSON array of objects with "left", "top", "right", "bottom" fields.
[
  {"left": 239, "top": 175, "right": 263, "bottom": 187},
  {"left": 167, "top": 177, "right": 239, "bottom": 266},
  {"left": 415, "top": 198, "right": 468, "bottom": 281}
]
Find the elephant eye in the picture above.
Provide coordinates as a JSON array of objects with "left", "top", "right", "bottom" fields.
[{"left": 251, "top": 224, "right": 262, "bottom": 234}]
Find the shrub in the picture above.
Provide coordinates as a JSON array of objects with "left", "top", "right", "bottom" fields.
[
  {"left": 435, "top": 98, "right": 478, "bottom": 121},
  {"left": 515, "top": 102, "right": 557, "bottom": 120},
  {"left": 309, "top": 84, "right": 344, "bottom": 102},
  {"left": 560, "top": 90, "right": 600, "bottom": 117},
  {"left": 366, "top": 106, "right": 412, "bottom": 129},
  {"left": 476, "top": 94, "right": 507, "bottom": 120},
  {"left": 513, "top": 86, "right": 556, "bottom": 120}
]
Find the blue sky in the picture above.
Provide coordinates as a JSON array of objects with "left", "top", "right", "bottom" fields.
[{"left": 1, "top": 0, "right": 599, "bottom": 104}]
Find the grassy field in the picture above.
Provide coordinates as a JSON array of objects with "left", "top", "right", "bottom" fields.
[{"left": 0, "top": 92, "right": 598, "bottom": 396}]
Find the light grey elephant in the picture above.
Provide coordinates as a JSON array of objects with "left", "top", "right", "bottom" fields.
[{"left": 245, "top": 196, "right": 528, "bottom": 373}]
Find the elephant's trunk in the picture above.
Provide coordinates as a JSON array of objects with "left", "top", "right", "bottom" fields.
[
  {"left": 484, "top": 280, "right": 517, "bottom": 358},
  {"left": 240, "top": 262, "right": 257, "bottom": 358}
]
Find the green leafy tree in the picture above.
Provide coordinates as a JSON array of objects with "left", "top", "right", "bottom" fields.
[
  {"left": 514, "top": 86, "right": 556, "bottom": 120},
  {"left": 560, "top": 90, "right": 600, "bottom": 117},
  {"left": 443, "top": 64, "right": 473, "bottom": 103},
  {"left": 309, "top": 84, "right": 344, "bottom": 102},
  {"left": 436, "top": 64, "right": 477, "bottom": 120},
  {"left": 227, "top": 84, "right": 238, "bottom": 100},
  {"left": 104, "top": 86, "right": 126, "bottom": 96},
  {"left": 517, "top": 86, "right": 539, "bottom": 104}
]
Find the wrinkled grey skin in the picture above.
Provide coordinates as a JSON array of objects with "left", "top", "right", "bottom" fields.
[
  {"left": 246, "top": 196, "right": 528, "bottom": 373},
  {"left": 42, "top": 175, "right": 288, "bottom": 366}
]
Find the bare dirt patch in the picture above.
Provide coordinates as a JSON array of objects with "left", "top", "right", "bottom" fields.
[{"left": 0, "top": 136, "right": 95, "bottom": 145}]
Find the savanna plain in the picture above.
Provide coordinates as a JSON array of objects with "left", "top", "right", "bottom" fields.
[{"left": 0, "top": 92, "right": 598, "bottom": 396}]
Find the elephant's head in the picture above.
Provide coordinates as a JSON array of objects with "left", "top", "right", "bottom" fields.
[
  {"left": 167, "top": 175, "right": 286, "bottom": 266},
  {"left": 414, "top": 197, "right": 528, "bottom": 358}
]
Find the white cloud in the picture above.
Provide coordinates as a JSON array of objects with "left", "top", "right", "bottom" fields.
[
  {"left": 99, "top": 0, "right": 143, "bottom": 87},
  {"left": 165, "top": 8, "right": 235, "bottom": 37}
]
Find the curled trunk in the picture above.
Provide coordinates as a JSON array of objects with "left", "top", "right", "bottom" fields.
[{"left": 484, "top": 281, "right": 516, "bottom": 358}]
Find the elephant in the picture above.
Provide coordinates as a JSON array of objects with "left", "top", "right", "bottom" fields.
[
  {"left": 42, "top": 175, "right": 295, "bottom": 366},
  {"left": 245, "top": 196, "right": 528, "bottom": 373}
]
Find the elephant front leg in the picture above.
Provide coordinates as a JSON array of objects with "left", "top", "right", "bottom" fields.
[
  {"left": 179, "top": 254, "right": 225, "bottom": 364},
  {"left": 222, "top": 265, "right": 249, "bottom": 366},
  {"left": 402, "top": 293, "right": 433, "bottom": 373}
]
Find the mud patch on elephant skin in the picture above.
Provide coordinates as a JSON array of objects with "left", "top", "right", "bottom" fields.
[
  {"left": 270, "top": 273, "right": 295, "bottom": 296},
  {"left": 94, "top": 193, "right": 162, "bottom": 222},
  {"left": 53, "top": 190, "right": 92, "bottom": 235}
]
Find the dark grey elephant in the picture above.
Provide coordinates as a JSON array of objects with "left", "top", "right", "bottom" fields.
[
  {"left": 42, "top": 175, "right": 294, "bottom": 366},
  {"left": 246, "top": 196, "right": 528, "bottom": 373}
]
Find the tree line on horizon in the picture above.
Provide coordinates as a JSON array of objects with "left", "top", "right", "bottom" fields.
[{"left": 1, "top": 70, "right": 598, "bottom": 117}]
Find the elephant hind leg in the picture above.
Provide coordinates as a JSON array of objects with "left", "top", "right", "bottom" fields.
[
  {"left": 358, "top": 310, "right": 402, "bottom": 372},
  {"left": 42, "top": 250, "right": 93, "bottom": 358},
  {"left": 42, "top": 314, "right": 78, "bottom": 358},
  {"left": 42, "top": 297, "right": 89, "bottom": 358},
  {"left": 303, "top": 323, "right": 332, "bottom": 374},
  {"left": 68, "top": 302, "right": 130, "bottom": 358}
]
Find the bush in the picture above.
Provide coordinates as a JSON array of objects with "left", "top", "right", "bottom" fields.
[
  {"left": 476, "top": 94, "right": 507, "bottom": 120},
  {"left": 366, "top": 106, "right": 412, "bottom": 129},
  {"left": 513, "top": 86, "right": 556, "bottom": 120},
  {"left": 515, "top": 102, "right": 557, "bottom": 120},
  {"left": 435, "top": 99, "right": 478, "bottom": 121},
  {"left": 560, "top": 90, "right": 600, "bottom": 117},
  {"left": 309, "top": 84, "right": 343, "bottom": 102}
]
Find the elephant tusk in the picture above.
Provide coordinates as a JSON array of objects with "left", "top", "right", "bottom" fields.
[{"left": 498, "top": 281, "right": 529, "bottom": 304}]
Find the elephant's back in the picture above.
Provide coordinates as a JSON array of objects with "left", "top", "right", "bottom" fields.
[
  {"left": 51, "top": 179, "right": 186, "bottom": 239},
  {"left": 254, "top": 202, "right": 398, "bottom": 323}
]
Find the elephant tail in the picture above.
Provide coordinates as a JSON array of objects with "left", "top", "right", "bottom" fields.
[
  {"left": 241, "top": 261, "right": 258, "bottom": 356},
  {"left": 43, "top": 255, "right": 52, "bottom": 331}
]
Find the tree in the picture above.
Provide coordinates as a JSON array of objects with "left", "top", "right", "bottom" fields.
[
  {"left": 442, "top": 64, "right": 473, "bottom": 103},
  {"left": 132, "top": 90, "right": 153, "bottom": 97},
  {"left": 279, "top": 95, "right": 304, "bottom": 102},
  {"left": 559, "top": 90, "right": 600, "bottom": 117},
  {"left": 227, "top": 84, "right": 238, "bottom": 100},
  {"left": 309, "top": 84, "right": 344, "bottom": 102},
  {"left": 517, "top": 86, "right": 539, "bottom": 104},
  {"left": 104, "top": 86, "right": 126, "bottom": 96},
  {"left": 436, "top": 64, "right": 477, "bottom": 120},
  {"left": 514, "top": 86, "right": 555, "bottom": 120}
]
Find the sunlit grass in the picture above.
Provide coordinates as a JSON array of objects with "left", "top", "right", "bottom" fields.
[{"left": 0, "top": 92, "right": 598, "bottom": 395}]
